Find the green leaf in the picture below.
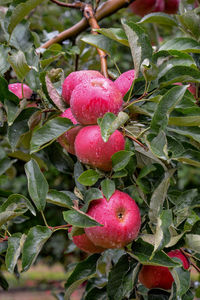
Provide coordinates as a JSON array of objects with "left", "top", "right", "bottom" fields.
[
  {"left": 74, "top": 161, "right": 86, "bottom": 193},
  {"left": 168, "top": 126, "right": 200, "bottom": 144},
  {"left": 130, "top": 239, "right": 181, "bottom": 267},
  {"left": 107, "top": 254, "right": 137, "bottom": 300},
  {"left": 178, "top": 11, "right": 200, "bottom": 41},
  {"left": 159, "top": 37, "right": 200, "bottom": 53},
  {"left": 0, "top": 76, "right": 19, "bottom": 104},
  {"left": 101, "top": 179, "right": 115, "bottom": 201},
  {"left": 112, "top": 150, "right": 134, "bottom": 172},
  {"left": 8, "top": 107, "right": 38, "bottom": 151},
  {"left": 185, "top": 234, "right": 200, "bottom": 252},
  {"left": 78, "top": 169, "right": 100, "bottom": 186},
  {"left": 153, "top": 210, "right": 173, "bottom": 253},
  {"left": 47, "top": 190, "right": 73, "bottom": 209},
  {"left": 169, "top": 115, "right": 200, "bottom": 127},
  {"left": 45, "top": 74, "right": 66, "bottom": 112},
  {"left": 0, "top": 157, "right": 17, "bottom": 176},
  {"left": 151, "top": 85, "right": 188, "bottom": 133},
  {"left": 30, "top": 117, "right": 73, "bottom": 153},
  {"left": 81, "top": 188, "right": 102, "bottom": 213},
  {"left": 0, "top": 272, "right": 9, "bottom": 290},
  {"left": 96, "top": 27, "right": 129, "bottom": 46},
  {"left": 100, "top": 112, "right": 129, "bottom": 142},
  {"left": 0, "top": 45, "right": 10, "bottom": 75},
  {"left": 8, "top": 50, "right": 31, "bottom": 81},
  {"left": 122, "top": 20, "right": 153, "bottom": 79},
  {"left": 147, "top": 131, "right": 168, "bottom": 160},
  {"left": 5, "top": 233, "right": 24, "bottom": 273},
  {"left": 81, "top": 34, "right": 113, "bottom": 55},
  {"left": 137, "top": 164, "right": 157, "bottom": 180},
  {"left": 171, "top": 267, "right": 190, "bottom": 297},
  {"left": 176, "top": 149, "right": 200, "bottom": 167},
  {"left": 22, "top": 225, "right": 52, "bottom": 272},
  {"left": 65, "top": 254, "right": 100, "bottom": 300},
  {"left": 25, "top": 159, "right": 49, "bottom": 211},
  {"left": 8, "top": 0, "right": 46, "bottom": 35},
  {"left": 159, "top": 66, "right": 200, "bottom": 86},
  {"left": 149, "top": 170, "right": 174, "bottom": 224},
  {"left": 84, "top": 287, "right": 107, "bottom": 300},
  {"left": 0, "top": 201, "right": 28, "bottom": 228},
  {"left": 139, "top": 12, "right": 178, "bottom": 26},
  {"left": 63, "top": 208, "right": 102, "bottom": 228},
  {"left": 1, "top": 194, "right": 36, "bottom": 216}
]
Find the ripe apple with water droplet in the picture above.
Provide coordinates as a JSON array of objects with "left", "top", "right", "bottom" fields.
[
  {"left": 130, "top": 0, "right": 165, "bottom": 17},
  {"left": 139, "top": 249, "right": 190, "bottom": 290},
  {"left": 74, "top": 125, "right": 125, "bottom": 171},
  {"left": 62, "top": 70, "right": 104, "bottom": 105},
  {"left": 70, "top": 77, "right": 123, "bottom": 125},
  {"left": 57, "top": 108, "right": 82, "bottom": 155},
  {"left": 164, "top": 0, "right": 180, "bottom": 14},
  {"left": 114, "top": 70, "right": 135, "bottom": 97},
  {"left": 84, "top": 190, "right": 141, "bottom": 249}
]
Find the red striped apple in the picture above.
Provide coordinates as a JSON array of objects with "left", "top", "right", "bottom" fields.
[
  {"left": 130, "top": 0, "right": 165, "bottom": 17},
  {"left": 74, "top": 125, "right": 125, "bottom": 171},
  {"left": 62, "top": 70, "right": 104, "bottom": 105},
  {"left": 85, "top": 190, "right": 141, "bottom": 249},
  {"left": 114, "top": 70, "right": 135, "bottom": 97},
  {"left": 70, "top": 77, "right": 123, "bottom": 125},
  {"left": 8, "top": 83, "right": 33, "bottom": 99}
]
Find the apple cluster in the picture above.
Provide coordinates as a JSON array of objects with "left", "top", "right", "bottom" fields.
[{"left": 130, "top": 0, "right": 180, "bottom": 17}]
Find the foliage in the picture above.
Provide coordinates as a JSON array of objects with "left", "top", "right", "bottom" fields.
[{"left": 0, "top": 0, "right": 199, "bottom": 299}]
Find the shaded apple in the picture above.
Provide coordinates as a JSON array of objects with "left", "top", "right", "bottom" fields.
[
  {"left": 139, "top": 249, "right": 190, "bottom": 290},
  {"left": 8, "top": 83, "right": 33, "bottom": 99},
  {"left": 70, "top": 228, "right": 105, "bottom": 253},
  {"left": 62, "top": 70, "right": 104, "bottom": 105},
  {"left": 164, "top": 0, "right": 180, "bottom": 14},
  {"left": 114, "top": 69, "right": 135, "bottom": 97},
  {"left": 130, "top": 0, "right": 165, "bottom": 17},
  {"left": 57, "top": 108, "right": 82, "bottom": 155},
  {"left": 74, "top": 125, "right": 125, "bottom": 171},
  {"left": 70, "top": 77, "right": 123, "bottom": 125},
  {"left": 85, "top": 190, "right": 141, "bottom": 249}
]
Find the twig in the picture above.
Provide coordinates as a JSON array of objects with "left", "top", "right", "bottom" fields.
[
  {"left": 50, "top": 0, "right": 84, "bottom": 8},
  {"left": 39, "top": 0, "right": 135, "bottom": 50},
  {"left": 48, "top": 224, "right": 72, "bottom": 231},
  {"left": 125, "top": 133, "right": 148, "bottom": 150},
  {"left": 84, "top": 4, "right": 108, "bottom": 77},
  {"left": 180, "top": 248, "right": 200, "bottom": 273}
]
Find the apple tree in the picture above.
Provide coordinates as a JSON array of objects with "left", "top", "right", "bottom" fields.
[{"left": 0, "top": 0, "right": 200, "bottom": 299}]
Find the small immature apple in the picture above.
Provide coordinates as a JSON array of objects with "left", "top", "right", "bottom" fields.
[
  {"left": 57, "top": 108, "right": 82, "bottom": 155},
  {"left": 74, "top": 125, "right": 125, "bottom": 171},
  {"left": 164, "top": 0, "right": 179, "bottom": 14},
  {"left": 62, "top": 70, "right": 104, "bottom": 105},
  {"left": 130, "top": 0, "right": 165, "bottom": 17},
  {"left": 114, "top": 70, "right": 135, "bottom": 97},
  {"left": 85, "top": 190, "right": 141, "bottom": 249},
  {"left": 8, "top": 83, "right": 33, "bottom": 99},
  {"left": 70, "top": 77, "right": 123, "bottom": 125},
  {"left": 139, "top": 249, "right": 190, "bottom": 290},
  {"left": 70, "top": 229, "right": 105, "bottom": 253}
]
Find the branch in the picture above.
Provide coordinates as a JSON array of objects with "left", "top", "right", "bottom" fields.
[
  {"left": 39, "top": 0, "right": 135, "bottom": 50},
  {"left": 49, "top": 0, "right": 84, "bottom": 8},
  {"left": 84, "top": 4, "right": 108, "bottom": 78},
  {"left": 125, "top": 133, "right": 148, "bottom": 150}
]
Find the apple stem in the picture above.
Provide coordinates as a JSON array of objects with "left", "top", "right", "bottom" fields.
[
  {"left": 38, "top": 0, "right": 136, "bottom": 50},
  {"left": 84, "top": 4, "right": 109, "bottom": 78},
  {"left": 125, "top": 133, "right": 148, "bottom": 150},
  {"left": 49, "top": 0, "right": 84, "bottom": 9}
]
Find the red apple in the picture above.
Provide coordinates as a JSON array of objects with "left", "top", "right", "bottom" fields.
[
  {"left": 62, "top": 70, "right": 104, "bottom": 105},
  {"left": 8, "top": 83, "right": 33, "bottom": 99},
  {"left": 57, "top": 108, "right": 82, "bottom": 155},
  {"left": 114, "top": 70, "right": 135, "bottom": 97},
  {"left": 74, "top": 125, "right": 125, "bottom": 171},
  {"left": 139, "top": 249, "right": 190, "bottom": 290},
  {"left": 70, "top": 77, "right": 123, "bottom": 125},
  {"left": 70, "top": 229, "right": 105, "bottom": 253},
  {"left": 84, "top": 190, "right": 141, "bottom": 249},
  {"left": 164, "top": 0, "right": 179, "bottom": 14},
  {"left": 130, "top": 0, "right": 165, "bottom": 17}
]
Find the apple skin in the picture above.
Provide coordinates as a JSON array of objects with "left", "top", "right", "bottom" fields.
[
  {"left": 57, "top": 108, "right": 82, "bottom": 155},
  {"left": 74, "top": 125, "right": 125, "bottom": 171},
  {"left": 130, "top": 0, "right": 165, "bottom": 17},
  {"left": 70, "top": 77, "right": 123, "bottom": 125},
  {"left": 85, "top": 190, "right": 141, "bottom": 249},
  {"left": 70, "top": 229, "right": 105, "bottom": 253},
  {"left": 62, "top": 70, "right": 104, "bottom": 105},
  {"left": 139, "top": 249, "right": 190, "bottom": 290},
  {"left": 8, "top": 83, "right": 33, "bottom": 99},
  {"left": 164, "top": 0, "right": 179, "bottom": 14},
  {"left": 114, "top": 70, "right": 135, "bottom": 97}
]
